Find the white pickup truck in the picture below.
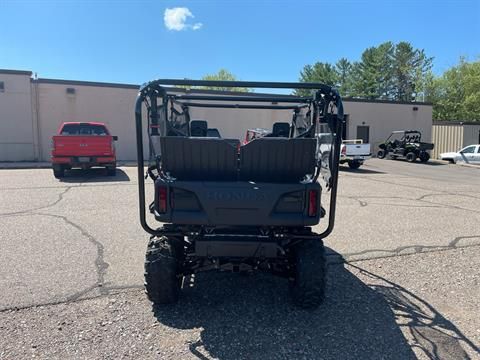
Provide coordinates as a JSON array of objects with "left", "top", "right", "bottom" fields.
[
  {"left": 440, "top": 144, "right": 480, "bottom": 164},
  {"left": 316, "top": 134, "right": 371, "bottom": 170},
  {"left": 340, "top": 139, "right": 372, "bottom": 169}
]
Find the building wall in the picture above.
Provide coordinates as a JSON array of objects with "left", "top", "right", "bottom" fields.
[
  {"left": 0, "top": 71, "right": 36, "bottom": 161},
  {"left": 344, "top": 101, "right": 433, "bottom": 153},
  {"left": 432, "top": 125, "right": 463, "bottom": 159},
  {"left": 432, "top": 124, "right": 464, "bottom": 159},
  {"left": 432, "top": 123, "right": 480, "bottom": 159},
  {"left": 463, "top": 124, "right": 480, "bottom": 147},
  {"left": 35, "top": 81, "right": 147, "bottom": 161},
  {"left": 0, "top": 71, "right": 433, "bottom": 162}
]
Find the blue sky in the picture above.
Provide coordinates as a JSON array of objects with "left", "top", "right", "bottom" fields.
[{"left": 1, "top": 0, "right": 479, "bottom": 86}]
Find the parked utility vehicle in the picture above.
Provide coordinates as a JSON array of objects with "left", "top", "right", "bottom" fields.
[
  {"left": 135, "top": 79, "right": 344, "bottom": 309},
  {"left": 340, "top": 139, "right": 371, "bottom": 169},
  {"left": 316, "top": 135, "right": 370, "bottom": 170},
  {"left": 377, "top": 130, "right": 434, "bottom": 163},
  {"left": 440, "top": 144, "right": 480, "bottom": 164},
  {"left": 51, "top": 122, "right": 118, "bottom": 178}
]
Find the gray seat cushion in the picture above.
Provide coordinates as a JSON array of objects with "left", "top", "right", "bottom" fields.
[
  {"left": 239, "top": 138, "right": 316, "bottom": 182},
  {"left": 160, "top": 137, "right": 239, "bottom": 181}
]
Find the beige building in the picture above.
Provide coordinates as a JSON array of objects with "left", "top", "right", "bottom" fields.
[{"left": 0, "top": 69, "right": 433, "bottom": 162}]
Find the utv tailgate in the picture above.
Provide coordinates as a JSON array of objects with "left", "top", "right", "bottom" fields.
[
  {"left": 52, "top": 136, "right": 114, "bottom": 157},
  {"left": 154, "top": 180, "right": 321, "bottom": 226}
]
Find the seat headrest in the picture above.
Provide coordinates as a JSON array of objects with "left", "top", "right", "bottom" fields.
[
  {"left": 190, "top": 120, "right": 208, "bottom": 137},
  {"left": 272, "top": 122, "right": 290, "bottom": 137}
]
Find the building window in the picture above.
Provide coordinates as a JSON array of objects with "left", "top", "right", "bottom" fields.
[
  {"left": 0, "top": 81, "right": 4, "bottom": 92},
  {"left": 66, "top": 87, "right": 76, "bottom": 95}
]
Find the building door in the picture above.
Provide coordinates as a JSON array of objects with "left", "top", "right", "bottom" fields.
[
  {"left": 357, "top": 125, "right": 370, "bottom": 143},
  {"left": 342, "top": 115, "right": 349, "bottom": 140}
]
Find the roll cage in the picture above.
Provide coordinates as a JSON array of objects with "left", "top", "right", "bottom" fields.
[{"left": 135, "top": 79, "right": 344, "bottom": 238}]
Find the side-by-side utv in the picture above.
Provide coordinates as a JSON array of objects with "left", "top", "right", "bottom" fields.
[
  {"left": 377, "top": 130, "right": 434, "bottom": 163},
  {"left": 134, "top": 80, "right": 344, "bottom": 309}
]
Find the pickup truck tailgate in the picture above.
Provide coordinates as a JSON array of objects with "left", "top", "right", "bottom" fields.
[
  {"left": 344, "top": 143, "right": 371, "bottom": 156},
  {"left": 52, "top": 136, "right": 114, "bottom": 157}
]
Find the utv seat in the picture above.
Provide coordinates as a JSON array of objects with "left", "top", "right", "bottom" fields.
[
  {"left": 239, "top": 138, "right": 316, "bottom": 183},
  {"left": 264, "top": 122, "right": 290, "bottom": 138},
  {"left": 272, "top": 122, "right": 290, "bottom": 137},
  {"left": 160, "top": 136, "right": 239, "bottom": 181},
  {"left": 190, "top": 120, "right": 208, "bottom": 137}
]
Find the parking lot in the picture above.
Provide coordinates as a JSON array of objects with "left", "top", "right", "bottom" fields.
[{"left": 1, "top": 159, "right": 479, "bottom": 359}]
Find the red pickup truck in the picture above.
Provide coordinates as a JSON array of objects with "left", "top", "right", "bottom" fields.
[{"left": 51, "top": 122, "right": 118, "bottom": 178}]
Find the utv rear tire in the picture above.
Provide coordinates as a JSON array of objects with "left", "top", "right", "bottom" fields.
[
  {"left": 290, "top": 239, "right": 326, "bottom": 309},
  {"left": 419, "top": 152, "right": 430, "bottom": 163},
  {"left": 348, "top": 160, "right": 361, "bottom": 170},
  {"left": 406, "top": 152, "right": 417, "bottom": 163},
  {"left": 53, "top": 167, "right": 65, "bottom": 179},
  {"left": 377, "top": 150, "right": 386, "bottom": 159},
  {"left": 144, "top": 236, "right": 183, "bottom": 305}
]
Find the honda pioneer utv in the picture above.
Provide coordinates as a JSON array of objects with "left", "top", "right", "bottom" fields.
[{"left": 134, "top": 79, "right": 344, "bottom": 309}]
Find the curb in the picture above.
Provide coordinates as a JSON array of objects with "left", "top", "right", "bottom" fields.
[
  {"left": 0, "top": 161, "right": 141, "bottom": 170},
  {"left": 0, "top": 162, "right": 51, "bottom": 169},
  {"left": 456, "top": 162, "right": 480, "bottom": 169}
]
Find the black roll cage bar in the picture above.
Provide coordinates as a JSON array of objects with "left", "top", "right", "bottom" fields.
[{"left": 135, "top": 79, "right": 344, "bottom": 239}]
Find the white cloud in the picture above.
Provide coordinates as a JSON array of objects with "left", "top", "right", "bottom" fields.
[{"left": 164, "top": 7, "right": 203, "bottom": 31}]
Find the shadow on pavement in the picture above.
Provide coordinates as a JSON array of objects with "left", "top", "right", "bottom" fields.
[
  {"left": 339, "top": 166, "right": 385, "bottom": 174},
  {"left": 383, "top": 159, "right": 449, "bottom": 166},
  {"left": 349, "top": 263, "right": 479, "bottom": 360},
  {"left": 59, "top": 168, "right": 130, "bottom": 183},
  {"left": 151, "top": 249, "right": 476, "bottom": 359}
]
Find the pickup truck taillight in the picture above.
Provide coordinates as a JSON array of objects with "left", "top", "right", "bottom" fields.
[
  {"left": 158, "top": 186, "right": 167, "bottom": 213},
  {"left": 308, "top": 190, "right": 318, "bottom": 217}
]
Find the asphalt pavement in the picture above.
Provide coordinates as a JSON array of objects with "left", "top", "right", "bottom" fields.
[{"left": 0, "top": 159, "right": 479, "bottom": 359}]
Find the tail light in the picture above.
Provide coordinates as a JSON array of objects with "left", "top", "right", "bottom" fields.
[
  {"left": 158, "top": 186, "right": 167, "bottom": 213},
  {"left": 308, "top": 190, "right": 318, "bottom": 217},
  {"left": 341, "top": 145, "right": 346, "bottom": 155}
]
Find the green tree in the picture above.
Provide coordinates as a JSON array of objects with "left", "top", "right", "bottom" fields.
[
  {"left": 353, "top": 42, "right": 395, "bottom": 99},
  {"left": 430, "top": 58, "right": 480, "bottom": 121},
  {"left": 200, "top": 69, "right": 250, "bottom": 92},
  {"left": 297, "top": 41, "right": 433, "bottom": 102},
  {"left": 335, "top": 58, "right": 354, "bottom": 97},
  {"left": 295, "top": 62, "right": 338, "bottom": 96},
  {"left": 392, "top": 42, "right": 433, "bottom": 101},
  {"left": 180, "top": 69, "right": 250, "bottom": 92}
]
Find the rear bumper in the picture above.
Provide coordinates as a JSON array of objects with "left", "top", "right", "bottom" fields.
[
  {"left": 152, "top": 179, "right": 322, "bottom": 227},
  {"left": 51, "top": 156, "right": 116, "bottom": 166},
  {"left": 340, "top": 154, "right": 371, "bottom": 162}
]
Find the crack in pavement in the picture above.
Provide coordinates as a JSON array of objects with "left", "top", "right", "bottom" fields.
[
  {"left": 0, "top": 285, "right": 143, "bottom": 313},
  {"left": 0, "top": 187, "right": 72, "bottom": 216},
  {"left": 339, "top": 192, "right": 480, "bottom": 214},
  {"left": 0, "top": 185, "right": 111, "bottom": 305},
  {"left": 1, "top": 239, "right": 479, "bottom": 313},
  {"left": 0, "top": 210, "right": 111, "bottom": 312},
  {"left": 36, "top": 212, "right": 110, "bottom": 297},
  {"left": 328, "top": 235, "right": 480, "bottom": 263},
  {"left": 0, "top": 182, "right": 136, "bottom": 191},
  {"left": 344, "top": 173, "right": 480, "bottom": 196}
]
